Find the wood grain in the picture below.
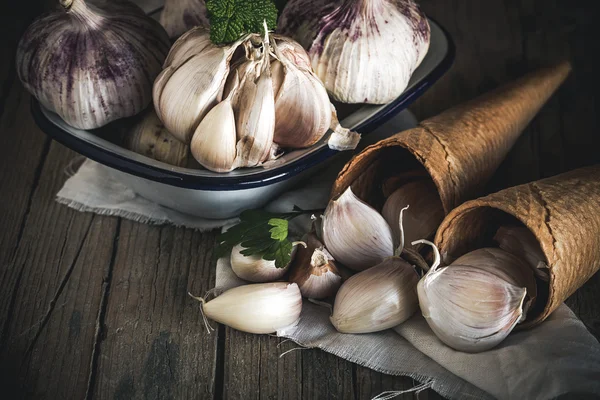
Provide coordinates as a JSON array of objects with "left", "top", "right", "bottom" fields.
[{"left": 91, "top": 224, "right": 220, "bottom": 399}]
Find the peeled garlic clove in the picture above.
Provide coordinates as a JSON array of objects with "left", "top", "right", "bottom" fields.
[
  {"left": 279, "top": 0, "right": 430, "bottom": 104},
  {"left": 382, "top": 180, "right": 444, "bottom": 248},
  {"left": 493, "top": 226, "right": 550, "bottom": 281},
  {"left": 271, "top": 41, "right": 332, "bottom": 148},
  {"left": 160, "top": 0, "right": 209, "bottom": 39},
  {"left": 322, "top": 187, "right": 394, "bottom": 271},
  {"left": 330, "top": 257, "right": 419, "bottom": 334},
  {"left": 234, "top": 42, "right": 276, "bottom": 167},
  {"left": 230, "top": 244, "right": 296, "bottom": 283},
  {"left": 126, "top": 109, "right": 190, "bottom": 167},
  {"left": 417, "top": 243, "right": 531, "bottom": 353},
  {"left": 17, "top": 0, "right": 170, "bottom": 130},
  {"left": 156, "top": 30, "right": 245, "bottom": 143},
  {"left": 198, "top": 282, "right": 302, "bottom": 334},
  {"left": 289, "top": 233, "right": 342, "bottom": 298},
  {"left": 190, "top": 75, "right": 238, "bottom": 172}
]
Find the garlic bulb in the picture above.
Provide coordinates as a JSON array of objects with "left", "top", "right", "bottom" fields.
[
  {"left": 271, "top": 40, "right": 332, "bottom": 148},
  {"left": 17, "top": 0, "right": 170, "bottom": 130},
  {"left": 493, "top": 226, "right": 550, "bottom": 281},
  {"left": 416, "top": 242, "right": 536, "bottom": 353},
  {"left": 154, "top": 27, "right": 246, "bottom": 143},
  {"left": 193, "top": 282, "right": 302, "bottom": 334},
  {"left": 289, "top": 233, "right": 342, "bottom": 298},
  {"left": 279, "top": 0, "right": 430, "bottom": 104},
  {"left": 323, "top": 187, "right": 394, "bottom": 270},
  {"left": 330, "top": 257, "right": 419, "bottom": 333},
  {"left": 230, "top": 243, "right": 296, "bottom": 283},
  {"left": 190, "top": 74, "right": 239, "bottom": 172},
  {"left": 160, "top": 0, "right": 209, "bottom": 39},
  {"left": 382, "top": 180, "right": 444, "bottom": 248},
  {"left": 126, "top": 109, "right": 190, "bottom": 167}
]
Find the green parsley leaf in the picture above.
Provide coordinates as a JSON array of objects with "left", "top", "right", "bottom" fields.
[
  {"left": 206, "top": 0, "right": 278, "bottom": 44},
  {"left": 268, "top": 218, "right": 289, "bottom": 241}
]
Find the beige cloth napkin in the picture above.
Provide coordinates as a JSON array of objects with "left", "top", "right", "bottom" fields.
[{"left": 56, "top": 111, "right": 600, "bottom": 400}]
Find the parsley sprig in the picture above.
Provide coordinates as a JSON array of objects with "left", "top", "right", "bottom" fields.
[{"left": 216, "top": 207, "right": 323, "bottom": 268}]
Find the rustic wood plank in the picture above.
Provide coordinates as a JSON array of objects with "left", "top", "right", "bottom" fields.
[
  {"left": 301, "top": 349, "right": 354, "bottom": 399},
  {"left": 91, "top": 223, "right": 219, "bottom": 399},
  {"left": 0, "top": 140, "right": 119, "bottom": 399}
]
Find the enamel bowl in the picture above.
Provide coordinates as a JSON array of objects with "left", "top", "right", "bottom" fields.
[{"left": 32, "top": 19, "right": 454, "bottom": 219}]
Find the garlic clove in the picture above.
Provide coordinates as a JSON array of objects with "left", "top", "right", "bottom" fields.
[
  {"left": 17, "top": 0, "right": 170, "bottom": 130},
  {"left": 199, "top": 282, "right": 303, "bottom": 334},
  {"left": 493, "top": 226, "right": 550, "bottom": 281},
  {"left": 163, "top": 26, "right": 213, "bottom": 69},
  {"left": 233, "top": 35, "right": 276, "bottom": 168},
  {"left": 289, "top": 233, "right": 342, "bottom": 299},
  {"left": 279, "top": 0, "right": 430, "bottom": 104},
  {"left": 322, "top": 187, "right": 394, "bottom": 271},
  {"left": 416, "top": 242, "right": 532, "bottom": 353},
  {"left": 126, "top": 109, "right": 190, "bottom": 167},
  {"left": 330, "top": 257, "right": 420, "bottom": 334},
  {"left": 272, "top": 34, "right": 313, "bottom": 71},
  {"left": 153, "top": 66, "right": 177, "bottom": 123},
  {"left": 271, "top": 41, "right": 332, "bottom": 149},
  {"left": 160, "top": 0, "right": 209, "bottom": 39},
  {"left": 190, "top": 74, "right": 239, "bottom": 172},
  {"left": 381, "top": 180, "right": 445, "bottom": 249},
  {"left": 230, "top": 244, "right": 296, "bottom": 283}
]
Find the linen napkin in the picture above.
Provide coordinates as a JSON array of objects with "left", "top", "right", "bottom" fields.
[{"left": 56, "top": 111, "right": 600, "bottom": 400}]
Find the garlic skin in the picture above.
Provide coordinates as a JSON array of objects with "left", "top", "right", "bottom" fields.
[
  {"left": 190, "top": 75, "right": 238, "bottom": 172},
  {"left": 417, "top": 245, "right": 534, "bottom": 353},
  {"left": 271, "top": 40, "right": 332, "bottom": 148},
  {"left": 126, "top": 109, "right": 190, "bottom": 167},
  {"left": 493, "top": 226, "right": 550, "bottom": 281},
  {"left": 330, "top": 257, "right": 419, "bottom": 333},
  {"left": 323, "top": 187, "right": 394, "bottom": 270},
  {"left": 289, "top": 233, "right": 342, "bottom": 298},
  {"left": 200, "top": 283, "right": 302, "bottom": 334},
  {"left": 160, "top": 0, "right": 209, "bottom": 39},
  {"left": 16, "top": 0, "right": 170, "bottom": 130},
  {"left": 382, "top": 181, "right": 444, "bottom": 248},
  {"left": 279, "top": 0, "right": 430, "bottom": 104},
  {"left": 230, "top": 244, "right": 296, "bottom": 283},
  {"left": 272, "top": 35, "right": 313, "bottom": 71},
  {"left": 154, "top": 27, "right": 245, "bottom": 143}
]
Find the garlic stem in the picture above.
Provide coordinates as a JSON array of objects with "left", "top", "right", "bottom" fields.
[
  {"left": 393, "top": 205, "right": 410, "bottom": 257},
  {"left": 411, "top": 239, "right": 439, "bottom": 272}
]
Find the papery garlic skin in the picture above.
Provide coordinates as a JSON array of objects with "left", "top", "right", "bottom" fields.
[
  {"left": 154, "top": 27, "right": 244, "bottom": 143},
  {"left": 230, "top": 244, "right": 295, "bottom": 283},
  {"left": 17, "top": 0, "right": 170, "bottom": 130},
  {"left": 417, "top": 247, "right": 531, "bottom": 353},
  {"left": 279, "top": 0, "right": 430, "bottom": 104},
  {"left": 160, "top": 0, "right": 209, "bottom": 39},
  {"left": 323, "top": 187, "right": 394, "bottom": 270},
  {"left": 272, "top": 35, "right": 313, "bottom": 70},
  {"left": 202, "top": 282, "right": 302, "bottom": 334},
  {"left": 271, "top": 40, "right": 332, "bottom": 148},
  {"left": 382, "top": 181, "right": 444, "bottom": 248},
  {"left": 330, "top": 257, "right": 419, "bottom": 333},
  {"left": 289, "top": 233, "right": 342, "bottom": 298},
  {"left": 126, "top": 109, "right": 189, "bottom": 167}
]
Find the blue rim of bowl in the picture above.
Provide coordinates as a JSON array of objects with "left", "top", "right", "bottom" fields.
[{"left": 31, "top": 18, "right": 455, "bottom": 191}]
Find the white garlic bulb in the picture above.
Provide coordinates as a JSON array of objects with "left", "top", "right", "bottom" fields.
[
  {"left": 416, "top": 242, "right": 537, "bottom": 353},
  {"left": 160, "top": 0, "right": 209, "bottom": 39},
  {"left": 382, "top": 180, "right": 444, "bottom": 248},
  {"left": 195, "top": 282, "right": 303, "bottom": 334},
  {"left": 230, "top": 244, "right": 296, "bottom": 283},
  {"left": 322, "top": 187, "right": 394, "bottom": 270},
  {"left": 279, "top": 0, "right": 430, "bottom": 104},
  {"left": 330, "top": 256, "right": 419, "bottom": 333},
  {"left": 17, "top": 0, "right": 170, "bottom": 130},
  {"left": 271, "top": 40, "right": 332, "bottom": 148},
  {"left": 154, "top": 27, "right": 246, "bottom": 143},
  {"left": 289, "top": 233, "right": 342, "bottom": 298},
  {"left": 126, "top": 109, "right": 190, "bottom": 167}
]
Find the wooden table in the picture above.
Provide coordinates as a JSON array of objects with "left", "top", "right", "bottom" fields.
[{"left": 1, "top": 1, "right": 598, "bottom": 399}]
